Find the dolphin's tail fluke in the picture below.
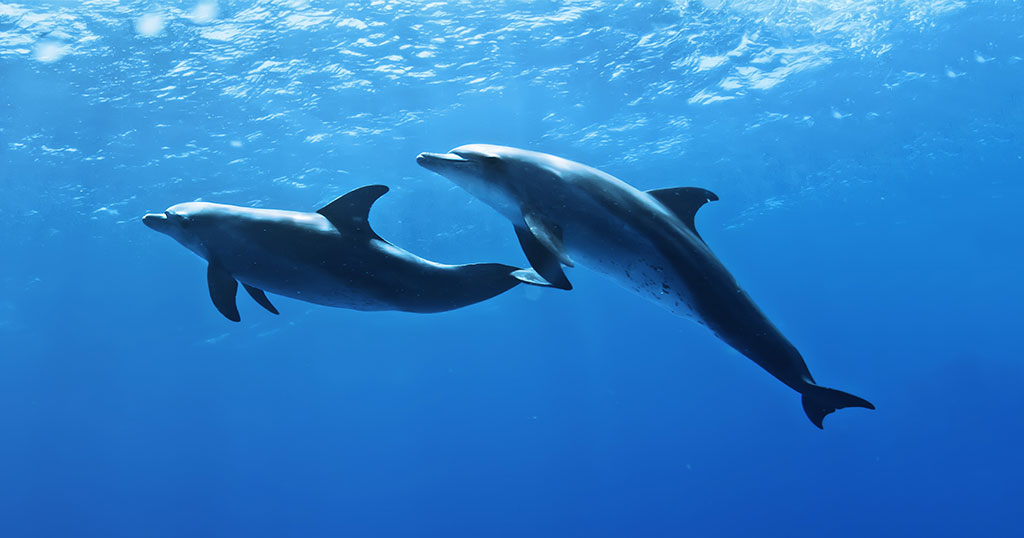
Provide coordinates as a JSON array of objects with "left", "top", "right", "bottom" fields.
[{"left": 800, "top": 385, "right": 875, "bottom": 429}]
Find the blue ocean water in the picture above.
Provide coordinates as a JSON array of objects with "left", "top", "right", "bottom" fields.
[{"left": 1, "top": 0, "right": 1022, "bottom": 535}]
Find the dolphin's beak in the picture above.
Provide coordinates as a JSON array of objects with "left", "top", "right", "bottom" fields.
[
  {"left": 142, "top": 212, "right": 169, "bottom": 231},
  {"left": 416, "top": 152, "right": 469, "bottom": 173}
]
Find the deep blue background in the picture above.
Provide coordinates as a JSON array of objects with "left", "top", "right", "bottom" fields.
[{"left": 1, "top": 1, "right": 1022, "bottom": 536}]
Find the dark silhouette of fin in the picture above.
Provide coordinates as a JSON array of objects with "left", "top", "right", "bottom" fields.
[
  {"left": 523, "top": 212, "right": 574, "bottom": 267},
  {"left": 243, "top": 283, "right": 279, "bottom": 315},
  {"left": 317, "top": 184, "right": 389, "bottom": 239},
  {"left": 207, "top": 262, "right": 240, "bottom": 322},
  {"left": 646, "top": 187, "right": 718, "bottom": 242},
  {"left": 801, "top": 385, "right": 875, "bottom": 429},
  {"left": 514, "top": 224, "right": 572, "bottom": 290}
]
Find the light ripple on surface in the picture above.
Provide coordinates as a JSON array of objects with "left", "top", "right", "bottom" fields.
[{"left": 0, "top": 0, "right": 991, "bottom": 229}]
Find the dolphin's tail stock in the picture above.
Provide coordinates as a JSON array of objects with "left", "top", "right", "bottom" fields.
[
  {"left": 800, "top": 384, "right": 875, "bottom": 429},
  {"left": 420, "top": 263, "right": 562, "bottom": 313}
]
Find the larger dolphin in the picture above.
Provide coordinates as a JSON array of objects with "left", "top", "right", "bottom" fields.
[
  {"left": 142, "top": 184, "right": 551, "bottom": 321},
  {"left": 417, "top": 144, "right": 873, "bottom": 428}
]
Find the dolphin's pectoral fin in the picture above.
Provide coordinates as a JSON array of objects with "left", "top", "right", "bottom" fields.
[
  {"left": 514, "top": 224, "right": 572, "bottom": 290},
  {"left": 523, "top": 212, "right": 574, "bottom": 267},
  {"left": 511, "top": 268, "right": 561, "bottom": 288},
  {"left": 646, "top": 187, "right": 719, "bottom": 242},
  {"left": 317, "top": 184, "right": 390, "bottom": 239},
  {"left": 207, "top": 263, "right": 240, "bottom": 322},
  {"left": 243, "top": 283, "right": 279, "bottom": 315}
]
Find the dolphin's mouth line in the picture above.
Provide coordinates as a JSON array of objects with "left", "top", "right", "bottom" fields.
[{"left": 416, "top": 152, "right": 471, "bottom": 164}]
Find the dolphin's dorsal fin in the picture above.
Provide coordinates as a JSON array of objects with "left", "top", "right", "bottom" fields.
[
  {"left": 317, "top": 184, "right": 389, "bottom": 238},
  {"left": 646, "top": 187, "right": 719, "bottom": 242},
  {"left": 243, "top": 283, "right": 279, "bottom": 315},
  {"left": 207, "top": 262, "right": 241, "bottom": 322}
]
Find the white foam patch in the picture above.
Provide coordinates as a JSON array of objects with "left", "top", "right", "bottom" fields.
[
  {"left": 199, "top": 24, "right": 242, "bottom": 42},
  {"left": 337, "top": 18, "right": 367, "bottom": 30},
  {"left": 189, "top": 1, "right": 219, "bottom": 24},
  {"left": 33, "top": 41, "right": 68, "bottom": 63},
  {"left": 696, "top": 55, "right": 728, "bottom": 72},
  {"left": 284, "top": 11, "right": 334, "bottom": 30},
  {"left": 135, "top": 13, "right": 165, "bottom": 37}
]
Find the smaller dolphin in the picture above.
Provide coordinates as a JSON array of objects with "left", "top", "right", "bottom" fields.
[
  {"left": 417, "top": 144, "right": 873, "bottom": 428},
  {"left": 142, "top": 184, "right": 551, "bottom": 321}
]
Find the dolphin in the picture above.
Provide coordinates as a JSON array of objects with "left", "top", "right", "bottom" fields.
[
  {"left": 142, "top": 184, "right": 551, "bottom": 321},
  {"left": 417, "top": 144, "right": 873, "bottom": 428}
]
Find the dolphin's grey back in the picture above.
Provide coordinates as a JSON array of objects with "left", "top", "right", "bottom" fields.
[{"left": 145, "top": 185, "right": 551, "bottom": 317}]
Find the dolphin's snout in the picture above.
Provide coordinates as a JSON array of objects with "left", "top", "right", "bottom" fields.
[
  {"left": 416, "top": 152, "right": 470, "bottom": 172},
  {"left": 142, "top": 212, "right": 170, "bottom": 231}
]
